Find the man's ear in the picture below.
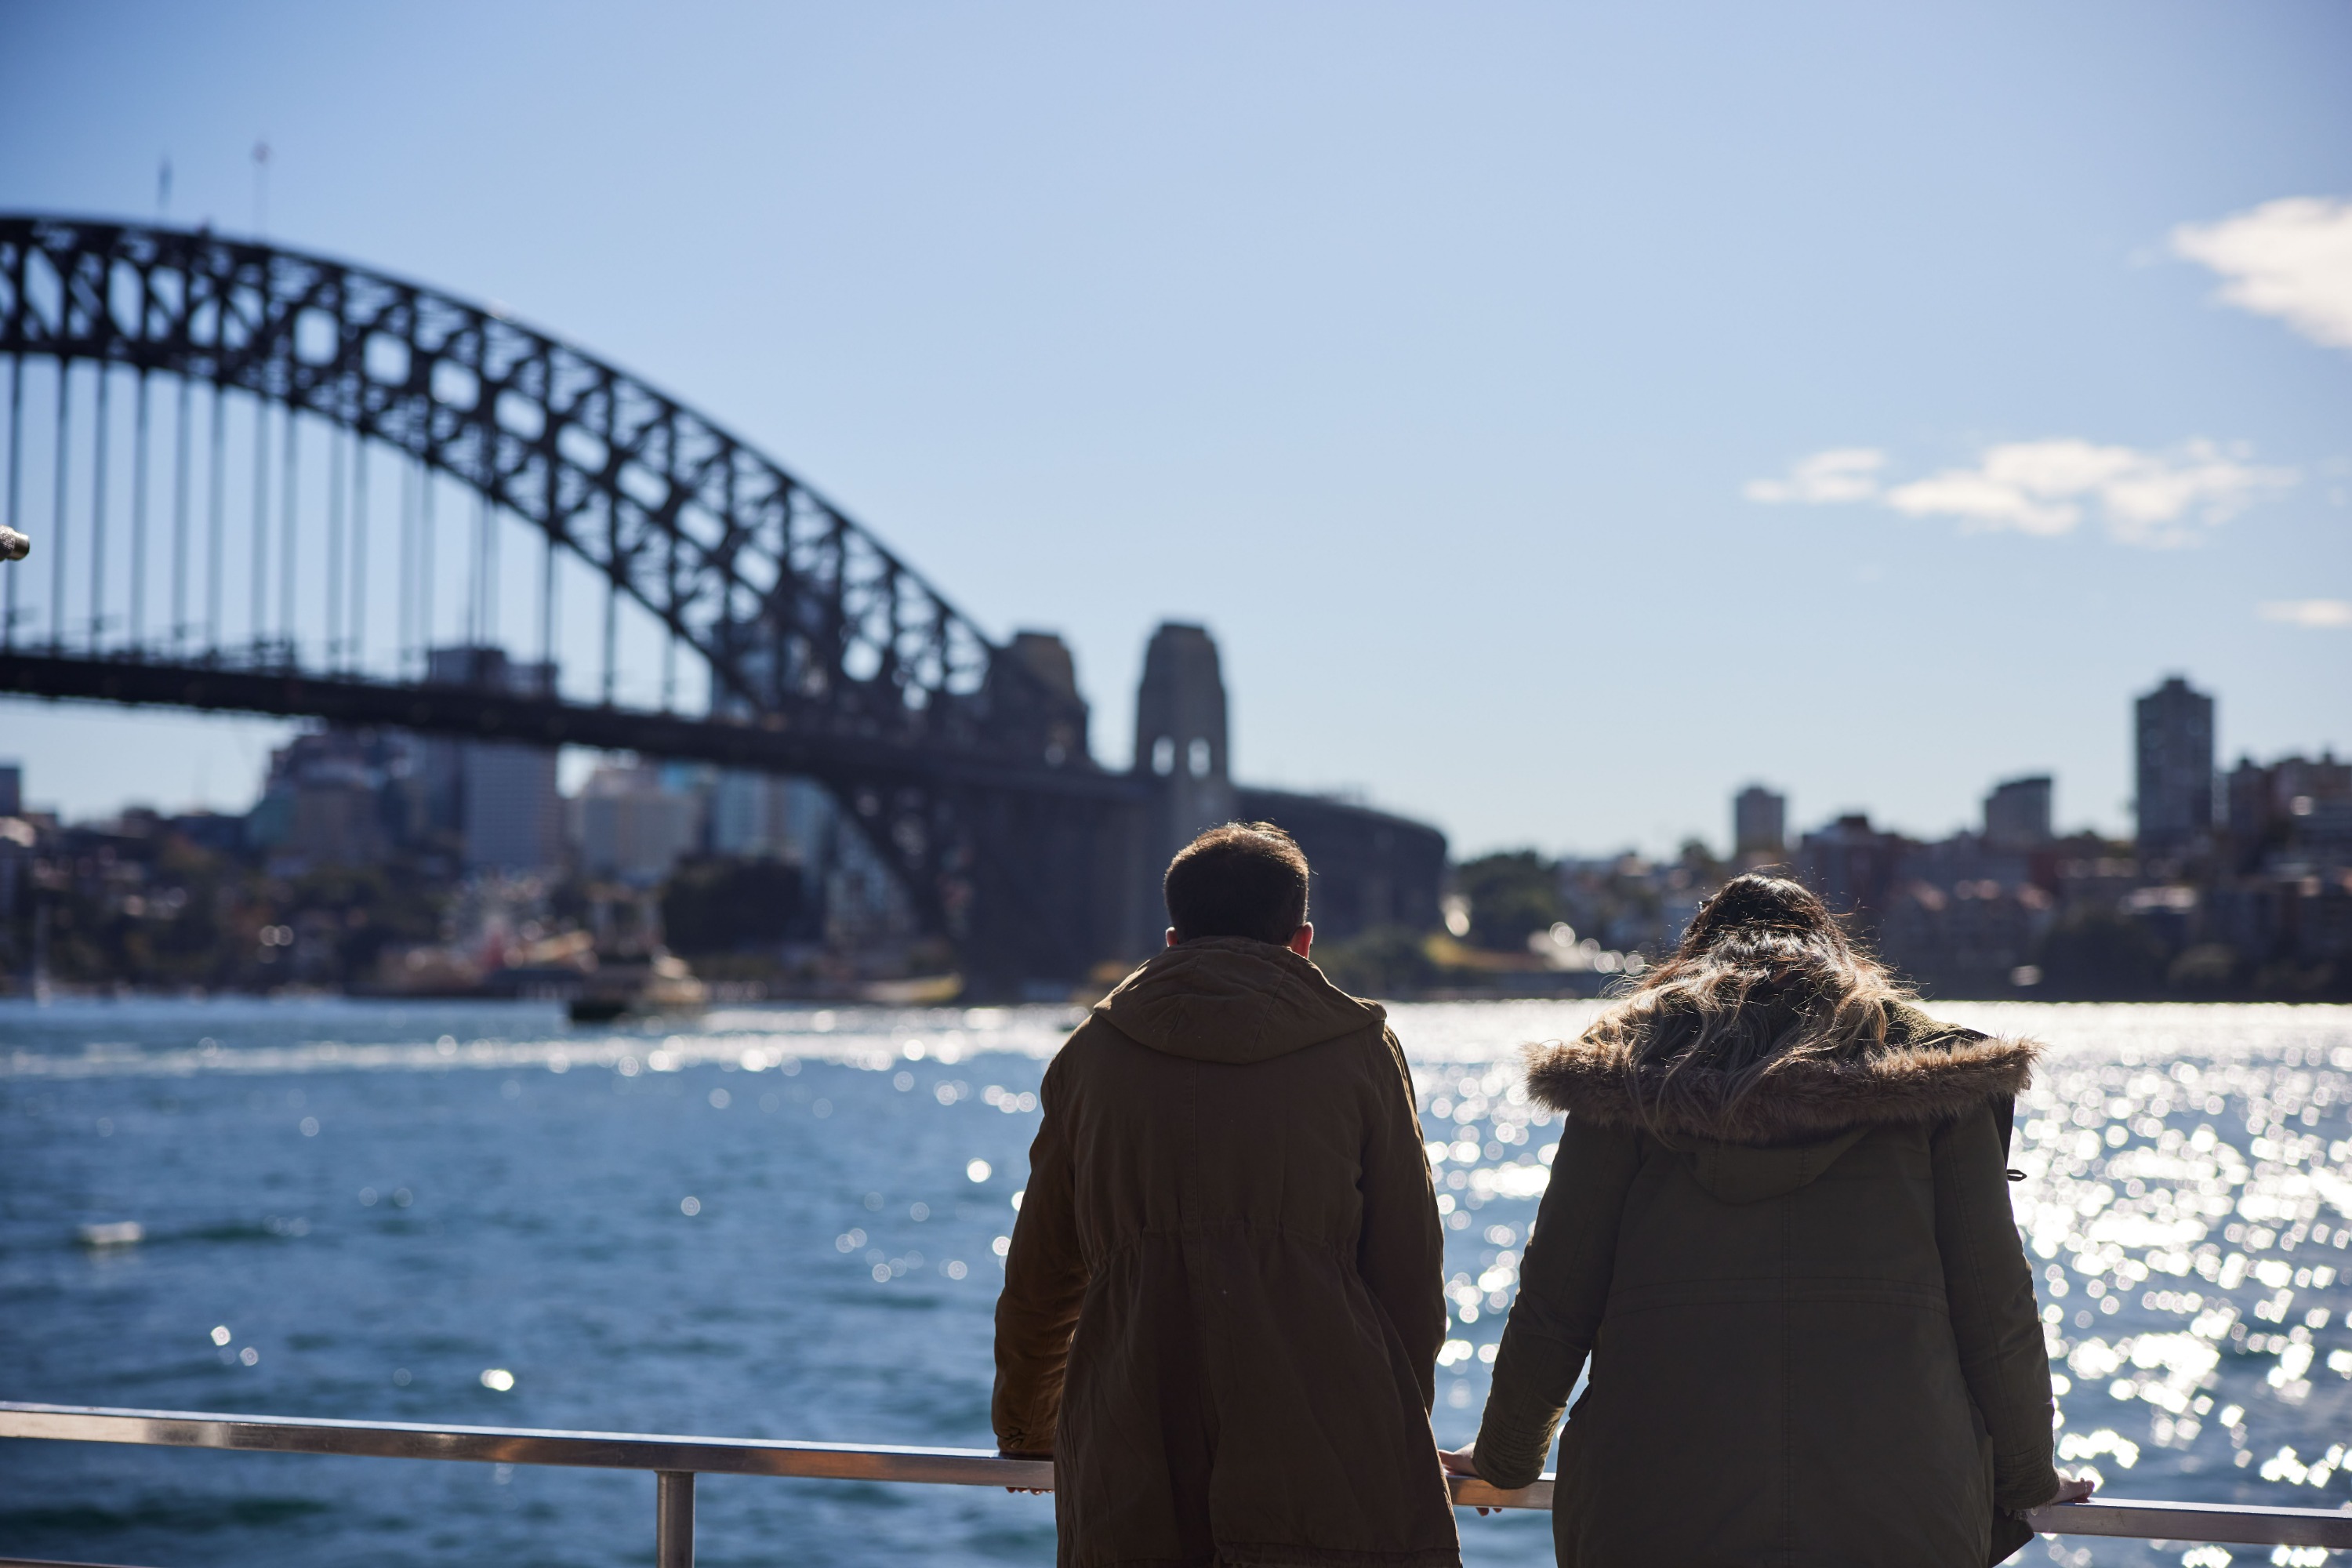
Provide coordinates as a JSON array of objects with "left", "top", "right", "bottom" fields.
[
  {"left": 1165, "top": 927, "right": 1179, "bottom": 948},
  {"left": 1287, "top": 923, "right": 1313, "bottom": 959}
]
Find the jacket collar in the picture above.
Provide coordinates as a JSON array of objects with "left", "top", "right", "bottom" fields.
[
  {"left": 1093, "top": 937, "right": 1383, "bottom": 1065},
  {"left": 1524, "top": 1002, "right": 2038, "bottom": 1146}
]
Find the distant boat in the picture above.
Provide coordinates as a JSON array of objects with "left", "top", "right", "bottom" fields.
[
  {"left": 77, "top": 1221, "right": 143, "bottom": 1247},
  {"left": 564, "top": 952, "right": 709, "bottom": 1024}
]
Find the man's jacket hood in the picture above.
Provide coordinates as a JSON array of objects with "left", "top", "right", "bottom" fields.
[
  {"left": 1092, "top": 936, "right": 1384, "bottom": 1065},
  {"left": 1524, "top": 1000, "right": 2038, "bottom": 1199}
]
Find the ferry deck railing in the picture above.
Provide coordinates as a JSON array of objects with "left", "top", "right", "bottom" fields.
[{"left": 5, "top": 1402, "right": 2350, "bottom": 1566}]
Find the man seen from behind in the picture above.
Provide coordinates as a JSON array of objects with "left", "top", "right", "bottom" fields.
[{"left": 993, "top": 822, "right": 1459, "bottom": 1568}]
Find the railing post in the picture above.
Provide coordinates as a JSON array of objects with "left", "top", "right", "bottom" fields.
[{"left": 655, "top": 1469, "right": 694, "bottom": 1568}]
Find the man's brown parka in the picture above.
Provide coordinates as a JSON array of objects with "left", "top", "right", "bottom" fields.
[
  {"left": 993, "top": 938, "right": 1461, "bottom": 1568},
  {"left": 1471, "top": 1003, "right": 2062, "bottom": 1567}
]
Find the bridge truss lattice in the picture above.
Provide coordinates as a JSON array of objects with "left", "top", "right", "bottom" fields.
[{"left": 0, "top": 215, "right": 1134, "bottom": 990}]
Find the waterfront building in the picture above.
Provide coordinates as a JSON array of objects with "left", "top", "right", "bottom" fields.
[
  {"left": 419, "top": 648, "right": 564, "bottom": 873},
  {"left": 461, "top": 745, "right": 564, "bottom": 873},
  {"left": 706, "top": 768, "right": 917, "bottom": 960},
  {"left": 244, "top": 729, "right": 421, "bottom": 871},
  {"left": 1878, "top": 877, "right": 2054, "bottom": 997},
  {"left": 1733, "top": 784, "right": 1787, "bottom": 863},
  {"left": 1983, "top": 775, "right": 2053, "bottom": 851},
  {"left": 0, "top": 771, "right": 30, "bottom": 929},
  {"left": 1894, "top": 829, "right": 2031, "bottom": 898},
  {"left": 2227, "top": 757, "right": 2270, "bottom": 847},
  {"left": 169, "top": 811, "right": 248, "bottom": 857},
  {"left": 2226, "top": 752, "right": 2352, "bottom": 872},
  {"left": 709, "top": 771, "right": 831, "bottom": 864},
  {"left": 1795, "top": 813, "right": 1905, "bottom": 917},
  {"left": 2136, "top": 676, "right": 2215, "bottom": 858},
  {"left": 575, "top": 763, "right": 702, "bottom": 887}
]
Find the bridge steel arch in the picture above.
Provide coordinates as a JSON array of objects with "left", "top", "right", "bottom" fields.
[{"left": 0, "top": 214, "right": 1145, "bottom": 994}]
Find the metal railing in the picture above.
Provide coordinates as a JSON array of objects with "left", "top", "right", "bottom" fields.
[{"left": 5, "top": 1401, "right": 2350, "bottom": 1566}]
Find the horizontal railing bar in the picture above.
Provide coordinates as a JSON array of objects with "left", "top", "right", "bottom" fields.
[
  {"left": 0, "top": 1403, "right": 1047, "bottom": 1490},
  {"left": 2018, "top": 1495, "right": 2352, "bottom": 1548},
  {"left": 5, "top": 1403, "right": 2347, "bottom": 1543}
]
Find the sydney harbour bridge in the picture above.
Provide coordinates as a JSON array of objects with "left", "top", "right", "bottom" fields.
[{"left": 0, "top": 215, "right": 1443, "bottom": 995}]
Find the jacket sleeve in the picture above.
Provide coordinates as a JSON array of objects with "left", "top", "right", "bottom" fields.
[
  {"left": 1470, "top": 1114, "right": 1642, "bottom": 1490},
  {"left": 1932, "top": 1099, "right": 2063, "bottom": 1512},
  {"left": 992, "top": 1051, "right": 1088, "bottom": 1457},
  {"left": 1356, "top": 1026, "right": 1448, "bottom": 1410}
]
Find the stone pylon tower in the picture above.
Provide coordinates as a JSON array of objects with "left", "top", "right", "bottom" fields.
[{"left": 1132, "top": 623, "right": 1237, "bottom": 935}]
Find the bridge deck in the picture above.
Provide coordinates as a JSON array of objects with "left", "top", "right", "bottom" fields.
[{"left": 0, "top": 651, "right": 1140, "bottom": 800}]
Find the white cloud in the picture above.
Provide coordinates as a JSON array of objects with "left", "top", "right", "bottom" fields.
[
  {"left": 1890, "top": 439, "right": 2294, "bottom": 546},
  {"left": 1743, "top": 448, "right": 1884, "bottom": 504},
  {"left": 2258, "top": 599, "right": 2352, "bottom": 630},
  {"left": 1883, "top": 441, "right": 2129, "bottom": 536},
  {"left": 2171, "top": 196, "right": 2352, "bottom": 352},
  {"left": 1746, "top": 439, "right": 2296, "bottom": 547}
]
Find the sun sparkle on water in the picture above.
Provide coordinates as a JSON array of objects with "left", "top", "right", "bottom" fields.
[{"left": 4, "top": 999, "right": 2349, "bottom": 1566}]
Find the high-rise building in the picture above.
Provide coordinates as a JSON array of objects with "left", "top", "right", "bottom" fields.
[
  {"left": 463, "top": 743, "right": 564, "bottom": 872},
  {"left": 1733, "top": 785, "right": 1787, "bottom": 860},
  {"left": 0, "top": 762, "right": 20, "bottom": 817},
  {"left": 2135, "top": 676, "right": 2215, "bottom": 857},
  {"left": 576, "top": 763, "right": 701, "bottom": 887},
  {"left": 709, "top": 771, "right": 830, "bottom": 863},
  {"left": 1983, "top": 775, "right": 2053, "bottom": 851},
  {"left": 420, "top": 647, "right": 564, "bottom": 873}
]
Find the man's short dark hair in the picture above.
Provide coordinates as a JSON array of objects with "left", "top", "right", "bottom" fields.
[{"left": 1164, "top": 822, "right": 1310, "bottom": 946}]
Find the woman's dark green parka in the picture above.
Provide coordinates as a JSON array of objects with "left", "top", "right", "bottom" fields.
[{"left": 1472, "top": 1004, "right": 2062, "bottom": 1567}]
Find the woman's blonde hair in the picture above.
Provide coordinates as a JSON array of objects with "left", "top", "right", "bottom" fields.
[{"left": 1582, "top": 873, "right": 1913, "bottom": 1133}]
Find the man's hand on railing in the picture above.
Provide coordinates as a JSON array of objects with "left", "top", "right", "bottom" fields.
[
  {"left": 1000, "top": 1448, "right": 1052, "bottom": 1494},
  {"left": 2044, "top": 1472, "right": 2099, "bottom": 1506}
]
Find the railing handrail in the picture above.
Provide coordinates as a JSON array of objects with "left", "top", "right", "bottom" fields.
[
  {"left": 0, "top": 1400, "right": 1048, "bottom": 1489},
  {"left": 7, "top": 1401, "right": 2351, "bottom": 1552}
]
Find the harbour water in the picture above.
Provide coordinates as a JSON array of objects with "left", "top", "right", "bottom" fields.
[{"left": 3, "top": 998, "right": 2349, "bottom": 1567}]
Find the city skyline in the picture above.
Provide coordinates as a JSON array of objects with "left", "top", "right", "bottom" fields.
[
  {"left": 3, "top": 667, "right": 2326, "bottom": 872},
  {"left": 1, "top": 2, "right": 2346, "bottom": 856}
]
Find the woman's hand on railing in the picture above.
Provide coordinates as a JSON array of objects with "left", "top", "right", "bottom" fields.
[
  {"left": 2043, "top": 1472, "right": 2098, "bottom": 1506},
  {"left": 1440, "top": 1443, "right": 1495, "bottom": 1514}
]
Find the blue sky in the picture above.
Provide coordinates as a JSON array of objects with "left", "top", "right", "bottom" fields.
[{"left": 2, "top": 1, "right": 2347, "bottom": 855}]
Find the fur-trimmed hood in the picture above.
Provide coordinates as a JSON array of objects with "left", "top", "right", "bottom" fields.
[{"left": 1524, "top": 1000, "right": 2038, "bottom": 1149}]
